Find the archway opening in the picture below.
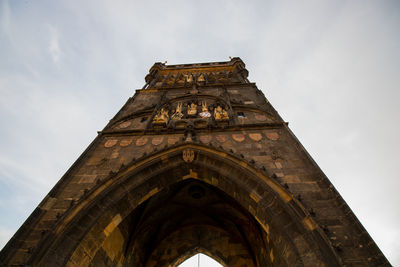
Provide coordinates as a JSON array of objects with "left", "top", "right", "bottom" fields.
[
  {"left": 46, "top": 145, "right": 338, "bottom": 266},
  {"left": 122, "top": 179, "right": 265, "bottom": 266},
  {"left": 178, "top": 253, "right": 222, "bottom": 267}
]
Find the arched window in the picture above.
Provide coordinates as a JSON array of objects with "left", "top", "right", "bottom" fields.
[{"left": 178, "top": 253, "right": 223, "bottom": 267}]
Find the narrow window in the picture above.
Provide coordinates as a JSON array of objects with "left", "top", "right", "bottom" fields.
[
  {"left": 141, "top": 117, "right": 147, "bottom": 123},
  {"left": 237, "top": 112, "right": 245, "bottom": 118}
]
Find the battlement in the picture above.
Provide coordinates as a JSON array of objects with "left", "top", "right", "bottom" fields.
[{"left": 144, "top": 57, "right": 249, "bottom": 88}]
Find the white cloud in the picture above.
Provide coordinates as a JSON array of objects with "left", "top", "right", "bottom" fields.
[{"left": 0, "top": 0, "right": 399, "bottom": 265}]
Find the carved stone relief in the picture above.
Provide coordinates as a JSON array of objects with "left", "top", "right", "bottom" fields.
[
  {"left": 153, "top": 108, "right": 169, "bottom": 124},
  {"left": 151, "top": 99, "right": 230, "bottom": 127},
  {"left": 214, "top": 105, "right": 229, "bottom": 121},
  {"left": 153, "top": 70, "right": 241, "bottom": 88}
]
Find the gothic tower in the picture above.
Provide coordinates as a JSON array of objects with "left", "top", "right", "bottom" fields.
[{"left": 0, "top": 58, "right": 390, "bottom": 266}]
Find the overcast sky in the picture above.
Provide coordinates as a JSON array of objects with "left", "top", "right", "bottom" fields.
[{"left": 0, "top": 0, "right": 399, "bottom": 265}]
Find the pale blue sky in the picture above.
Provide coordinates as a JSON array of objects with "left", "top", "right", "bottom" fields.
[
  {"left": 179, "top": 253, "right": 221, "bottom": 267},
  {"left": 0, "top": 0, "right": 399, "bottom": 265}
]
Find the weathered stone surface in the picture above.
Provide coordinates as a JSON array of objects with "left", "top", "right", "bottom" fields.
[{"left": 0, "top": 58, "right": 390, "bottom": 266}]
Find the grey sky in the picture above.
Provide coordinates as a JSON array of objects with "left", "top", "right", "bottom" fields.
[{"left": 0, "top": 0, "right": 399, "bottom": 265}]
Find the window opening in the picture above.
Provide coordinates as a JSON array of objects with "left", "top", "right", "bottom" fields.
[
  {"left": 140, "top": 117, "right": 147, "bottom": 123},
  {"left": 237, "top": 112, "right": 245, "bottom": 118},
  {"left": 178, "top": 253, "right": 222, "bottom": 267}
]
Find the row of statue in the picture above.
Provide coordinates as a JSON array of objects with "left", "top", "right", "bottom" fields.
[
  {"left": 158, "top": 71, "right": 235, "bottom": 87},
  {"left": 153, "top": 101, "right": 229, "bottom": 124}
]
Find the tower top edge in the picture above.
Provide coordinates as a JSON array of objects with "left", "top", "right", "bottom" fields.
[{"left": 149, "top": 57, "right": 245, "bottom": 72}]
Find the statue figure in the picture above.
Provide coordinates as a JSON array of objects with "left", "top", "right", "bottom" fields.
[
  {"left": 187, "top": 102, "right": 197, "bottom": 116},
  {"left": 197, "top": 73, "right": 205, "bottom": 82},
  {"left": 202, "top": 101, "right": 207, "bottom": 112},
  {"left": 171, "top": 102, "right": 184, "bottom": 120},
  {"left": 153, "top": 108, "right": 169, "bottom": 124},
  {"left": 185, "top": 74, "right": 193, "bottom": 83},
  {"left": 199, "top": 101, "right": 211, "bottom": 118},
  {"left": 214, "top": 105, "right": 229, "bottom": 121}
]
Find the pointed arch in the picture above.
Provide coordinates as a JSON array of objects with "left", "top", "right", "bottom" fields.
[
  {"left": 29, "top": 143, "right": 340, "bottom": 266},
  {"left": 176, "top": 251, "right": 225, "bottom": 267}
]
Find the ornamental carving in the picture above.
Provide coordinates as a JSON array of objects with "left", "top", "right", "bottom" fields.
[
  {"left": 104, "top": 139, "right": 118, "bottom": 148},
  {"left": 187, "top": 102, "right": 197, "bottom": 116},
  {"left": 168, "top": 136, "right": 180, "bottom": 145},
  {"left": 171, "top": 102, "right": 184, "bottom": 120},
  {"left": 199, "top": 101, "right": 211, "bottom": 118},
  {"left": 182, "top": 149, "right": 195, "bottom": 163},
  {"left": 232, "top": 134, "right": 245, "bottom": 142},
  {"left": 199, "top": 135, "right": 212, "bottom": 144},
  {"left": 117, "top": 121, "right": 131, "bottom": 129},
  {"left": 152, "top": 136, "right": 164, "bottom": 146},
  {"left": 214, "top": 105, "right": 229, "bottom": 121},
  {"left": 216, "top": 135, "right": 227, "bottom": 143},
  {"left": 136, "top": 137, "right": 148, "bottom": 146},
  {"left": 152, "top": 100, "right": 229, "bottom": 126},
  {"left": 150, "top": 71, "right": 242, "bottom": 88},
  {"left": 265, "top": 132, "right": 279, "bottom": 141},
  {"left": 255, "top": 114, "right": 267, "bottom": 121},
  {"left": 153, "top": 108, "right": 169, "bottom": 124},
  {"left": 249, "top": 133, "right": 262, "bottom": 142},
  {"left": 120, "top": 139, "right": 133, "bottom": 147}
]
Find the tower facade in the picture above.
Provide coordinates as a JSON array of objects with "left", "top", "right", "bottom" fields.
[{"left": 0, "top": 58, "right": 390, "bottom": 266}]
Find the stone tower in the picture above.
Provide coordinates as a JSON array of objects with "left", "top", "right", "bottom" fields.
[{"left": 0, "top": 58, "right": 390, "bottom": 266}]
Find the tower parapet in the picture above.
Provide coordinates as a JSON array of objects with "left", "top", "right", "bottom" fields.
[{"left": 144, "top": 57, "right": 249, "bottom": 89}]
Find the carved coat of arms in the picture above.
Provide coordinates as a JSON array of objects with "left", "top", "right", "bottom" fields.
[{"left": 182, "top": 149, "right": 195, "bottom": 163}]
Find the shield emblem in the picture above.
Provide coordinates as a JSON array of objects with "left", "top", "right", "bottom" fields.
[
  {"left": 120, "top": 139, "right": 133, "bottom": 147},
  {"left": 183, "top": 149, "right": 195, "bottom": 163},
  {"left": 255, "top": 114, "right": 267, "bottom": 121},
  {"left": 168, "top": 136, "right": 180, "bottom": 145},
  {"left": 199, "top": 135, "right": 212, "bottom": 144},
  {"left": 118, "top": 121, "right": 131, "bottom": 129},
  {"left": 104, "top": 139, "right": 118, "bottom": 148},
  {"left": 249, "top": 133, "right": 262, "bottom": 141},
  {"left": 266, "top": 132, "right": 279, "bottom": 141},
  {"left": 216, "top": 135, "right": 227, "bottom": 143},
  {"left": 136, "top": 137, "right": 148, "bottom": 146},
  {"left": 152, "top": 136, "right": 164, "bottom": 146},
  {"left": 232, "top": 134, "right": 245, "bottom": 142}
]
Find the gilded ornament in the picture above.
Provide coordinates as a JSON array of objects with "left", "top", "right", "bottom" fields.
[
  {"left": 185, "top": 74, "right": 193, "bottom": 83},
  {"left": 199, "top": 101, "right": 211, "bottom": 118},
  {"left": 187, "top": 102, "right": 197, "bottom": 116},
  {"left": 197, "top": 73, "right": 205, "bottom": 82},
  {"left": 214, "top": 105, "right": 229, "bottom": 121},
  {"left": 171, "top": 102, "right": 184, "bottom": 120},
  {"left": 153, "top": 108, "right": 169, "bottom": 124}
]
